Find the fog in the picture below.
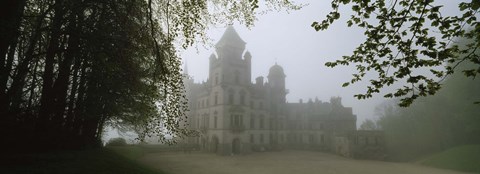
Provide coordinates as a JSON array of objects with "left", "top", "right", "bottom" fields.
[
  {"left": 4, "top": 0, "right": 479, "bottom": 173},
  {"left": 180, "top": 0, "right": 463, "bottom": 125}
]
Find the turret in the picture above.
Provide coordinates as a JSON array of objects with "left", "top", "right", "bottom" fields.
[
  {"left": 215, "top": 26, "right": 246, "bottom": 60},
  {"left": 255, "top": 76, "right": 264, "bottom": 86},
  {"left": 330, "top": 97, "right": 342, "bottom": 107},
  {"left": 244, "top": 51, "right": 252, "bottom": 83},
  {"left": 268, "top": 63, "right": 286, "bottom": 90},
  {"left": 268, "top": 63, "right": 286, "bottom": 104}
]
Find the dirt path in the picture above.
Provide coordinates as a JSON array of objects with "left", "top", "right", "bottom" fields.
[{"left": 138, "top": 150, "right": 469, "bottom": 174}]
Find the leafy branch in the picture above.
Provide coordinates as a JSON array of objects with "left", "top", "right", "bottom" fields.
[{"left": 313, "top": 0, "right": 480, "bottom": 107}]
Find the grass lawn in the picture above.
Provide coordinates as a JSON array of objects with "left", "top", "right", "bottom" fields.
[
  {"left": 0, "top": 147, "right": 164, "bottom": 174},
  {"left": 420, "top": 145, "right": 480, "bottom": 173},
  {"left": 109, "top": 146, "right": 146, "bottom": 160}
]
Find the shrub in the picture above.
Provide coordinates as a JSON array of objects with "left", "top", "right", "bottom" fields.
[{"left": 106, "top": 137, "right": 127, "bottom": 146}]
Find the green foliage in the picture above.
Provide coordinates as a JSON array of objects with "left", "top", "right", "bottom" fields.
[
  {"left": 359, "top": 119, "right": 378, "bottom": 130},
  {"left": 313, "top": 0, "right": 480, "bottom": 107},
  {"left": 127, "top": 0, "right": 302, "bottom": 144},
  {"left": 106, "top": 138, "right": 128, "bottom": 146},
  {"left": 108, "top": 146, "right": 146, "bottom": 160},
  {"left": 375, "top": 60, "right": 480, "bottom": 161},
  {"left": 420, "top": 145, "right": 480, "bottom": 173},
  {"left": 0, "top": 0, "right": 300, "bottom": 150}
]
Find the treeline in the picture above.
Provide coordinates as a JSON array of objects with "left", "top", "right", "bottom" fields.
[
  {"left": 376, "top": 61, "right": 480, "bottom": 161},
  {"left": 0, "top": 0, "right": 187, "bottom": 151},
  {"left": 0, "top": 0, "right": 299, "bottom": 152}
]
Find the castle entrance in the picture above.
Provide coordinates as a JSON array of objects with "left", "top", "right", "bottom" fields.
[
  {"left": 211, "top": 136, "right": 219, "bottom": 153},
  {"left": 232, "top": 138, "right": 241, "bottom": 154}
]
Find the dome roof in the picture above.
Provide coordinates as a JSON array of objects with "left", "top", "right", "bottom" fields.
[{"left": 269, "top": 63, "right": 285, "bottom": 76}]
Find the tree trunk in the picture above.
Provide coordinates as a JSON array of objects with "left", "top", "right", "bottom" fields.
[
  {"left": 37, "top": 1, "right": 66, "bottom": 136},
  {"left": 0, "top": 0, "right": 26, "bottom": 72},
  {"left": 5, "top": 9, "right": 46, "bottom": 117},
  {"left": 52, "top": 13, "right": 80, "bottom": 135}
]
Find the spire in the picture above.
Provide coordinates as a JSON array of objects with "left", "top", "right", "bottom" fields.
[
  {"left": 215, "top": 25, "right": 246, "bottom": 50},
  {"left": 244, "top": 50, "right": 252, "bottom": 59},
  {"left": 209, "top": 53, "right": 216, "bottom": 60},
  {"left": 183, "top": 61, "right": 189, "bottom": 75}
]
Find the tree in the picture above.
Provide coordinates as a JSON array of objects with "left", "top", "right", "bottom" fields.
[
  {"left": 0, "top": 0, "right": 299, "bottom": 151},
  {"left": 359, "top": 119, "right": 378, "bottom": 130},
  {"left": 312, "top": 0, "right": 480, "bottom": 107},
  {"left": 375, "top": 59, "right": 480, "bottom": 160}
]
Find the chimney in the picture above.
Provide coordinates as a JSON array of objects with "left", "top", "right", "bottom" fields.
[{"left": 256, "top": 76, "right": 264, "bottom": 86}]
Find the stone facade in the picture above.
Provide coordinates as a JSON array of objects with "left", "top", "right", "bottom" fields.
[
  {"left": 182, "top": 26, "right": 357, "bottom": 155},
  {"left": 347, "top": 130, "right": 387, "bottom": 159}
]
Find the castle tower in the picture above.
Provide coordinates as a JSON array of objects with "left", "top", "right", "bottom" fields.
[
  {"left": 268, "top": 63, "right": 286, "bottom": 104},
  {"left": 205, "top": 26, "right": 253, "bottom": 155},
  {"left": 215, "top": 26, "right": 246, "bottom": 60},
  {"left": 209, "top": 26, "right": 251, "bottom": 95},
  {"left": 266, "top": 63, "right": 287, "bottom": 149},
  {"left": 183, "top": 26, "right": 359, "bottom": 155}
]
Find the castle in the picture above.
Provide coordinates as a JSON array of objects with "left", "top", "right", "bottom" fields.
[{"left": 183, "top": 26, "right": 359, "bottom": 155}]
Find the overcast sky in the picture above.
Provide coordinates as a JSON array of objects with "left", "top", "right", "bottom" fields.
[{"left": 179, "top": 0, "right": 463, "bottom": 125}]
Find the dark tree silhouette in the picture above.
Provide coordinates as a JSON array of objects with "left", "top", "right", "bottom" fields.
[{"left": 0, "top": 0, "right": 299, "bottom": 152}]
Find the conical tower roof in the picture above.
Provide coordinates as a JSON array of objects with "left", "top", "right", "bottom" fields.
[
  {"left": 183, "top": 62, "right": 189, "bottom": 75},
  {"left": 215, "top": 26, "right": 246, "bottom": 49}
]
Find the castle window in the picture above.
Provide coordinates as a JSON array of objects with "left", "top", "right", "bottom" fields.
[
  {"left": 250, "top": 115, "right": 255, "bottom": 129},
  {"left": 202, "top": 114, "right": 209, "bottom": 129},
  {"left": 214, "top": 116, "right": 217, "bottom": 129},
  {"left": 269, "top": 119, "right": 273, "bottom": 129},
  {"left": 231, "top": 114, "right": 242, "bottom": 127},
  {"left": 215, "top": 73, "right": 219, "bottom": 85},
  {"left": 240, "top": 95, "right": 245, "bottom": 105},
  {"left": 240, "top": 91, "right": 245, "bottom": 105},
  {"left": 229, "top": 91, "right": 234, "bottom": 105},
  {"left": 259, "top": 115, "right": 264, "bottom": 129},
  {"left": 235, "top": 70, "right": 240, "bottom": 84},
  {"left": 206, "top": 115, "right": 210, "bottom": 128},
  {"left": 197, "top": 117, "right": 200, "bottom": 129},
  {"left": 241, "top": 115, "right": 244, "bottom": 125},
  {"left": 214, "top": 92, "right": 218, "bottom": 105}
]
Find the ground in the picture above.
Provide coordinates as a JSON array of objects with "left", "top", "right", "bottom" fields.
[
  {"left": 139, "top": 150, "right": 470, "bottom": 174},
  {"left": 1, "top": 148, "right": 161, "bottom": 174}
]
